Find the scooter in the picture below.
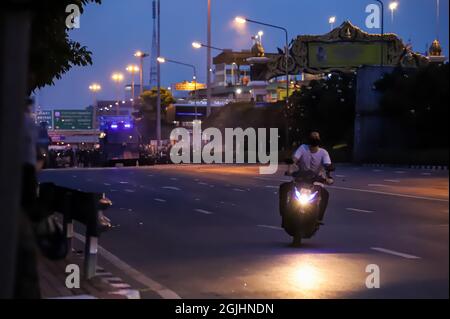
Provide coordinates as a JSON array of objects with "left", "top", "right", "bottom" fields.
[{"left": 281, "top": 160, "right": 334, "bottom": 247}]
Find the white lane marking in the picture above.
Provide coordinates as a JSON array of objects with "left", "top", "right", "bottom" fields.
[
  {"left": 110, "top": 283, "right": 132, "bottom": 289},
  {"left": 233, "top": 188, "right": 246, "bottom": 192},
  {"left": 109, "top": 289, "right": 141, "bottom": 299},
  {"left": 103, "top": 277, "right": 123, "bottom": 282},
  {"left": 384, "top": 179, "right": 400, "bottom": 183},
  {"left": 395, "top": 171, "right": 406, "bottom": 174},
  {"left": 371, "top": 247, "right": 421, "bottom": 259},
  {"left": 265, "top": 185, "right": 279, "bottom": 189},
  {"left": 154, "top": 198, "right": 166, "bottom": 203},
  {"left": 104, "top": 183, "right": 111, "bottom": 186},
  {"left": 346, "top": 208, "right": 374, "bottom": 213},
  {"left": 195, "top": 209, "right": 214, "bottom": 215},
  {"left": 198, "top": 182, "right": 208, "bottom": 185},
  {"left": 119, "top": 181, "right": 129, "bottom": 184},
  {"left": 147, "top": 174, "right": 154, "bottom": 177},
  {"left": 170, "top": 178, "right": 178, "bottom": 181},
  {"left": 162, "top": 186, "right": 181, "bottom": 191},
  {"left": 373, "top": 169, "right": 383, "bottom": 172},
  {"left": 368, "top": 184, "right": 388, "bottom": 187},
  {"left": 72, "top": 233, "right": 181, "bottom": 299},
  {"left": 329, "top": 185, "right": 449, "bottom": 203},
  {"left": 124, "top": 189, "right": 135, "bottom": 193},
  {"left": 95, "top": 272, "right": 113, "bottom": 277},
  {"left": 421, "top": 172, "right": 431, "bottom": 176},
  {"left": 257, "top": 225, "right": 283, "bottom": 231}
]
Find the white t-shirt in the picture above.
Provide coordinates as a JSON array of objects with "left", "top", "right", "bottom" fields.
[{"left": 293, "top": 144, "right": 331, "bottom": 177}]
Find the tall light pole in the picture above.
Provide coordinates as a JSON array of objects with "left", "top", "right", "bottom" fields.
[
  {"left": 329, "top": 16, "right": 336, "bottom": 31},
  {"left": 436, "top": 0, "right": 440, "bottom": 40},
  {"left": 206, "top": 0, "right": 212, "bottom": 117},
  {"left": 389, "top": 1, "right": 399, "bottom": 23},
  {"left": 156, "top": 0, "right": 161, "bottom": 144},
  {"left": 256, "top": 30, "right": 264, "bottom": 45},
  {"left": 134, "top": 50, "right": 149, "bottom": 95},
  {"left": 111, "top": 72, "right": 124, "bottom": 114},
  {"left": 235, "top": 16, "right": 290, "bottom": 107},
  {"left": 126, "top": 64, "right": 140, "bottom": 105},
  {"left": 158, "top": 57, "right": 198, "bottom": 119},
  {"left": 374, "top": 0, "right": 385, "bottom": 66},
  {"left": 89, "top": 83, "right": 101, "bottom": 130}
]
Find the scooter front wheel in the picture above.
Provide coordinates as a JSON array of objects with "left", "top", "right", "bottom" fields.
[{"left": 292, "top": 233, "right": 302, "bottom": 247}]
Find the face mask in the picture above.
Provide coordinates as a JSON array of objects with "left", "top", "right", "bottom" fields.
[{"left": 309, "top": 138, "right": 320, "bottom": 147}]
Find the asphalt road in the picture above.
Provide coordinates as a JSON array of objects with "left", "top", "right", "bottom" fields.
[{"left": 39, "top": 164, "right": 449, "bottom": 299}]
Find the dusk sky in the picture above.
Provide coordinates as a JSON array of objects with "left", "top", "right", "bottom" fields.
[{"left": 36, "top": 0, "right": 449, "bottom": 109}]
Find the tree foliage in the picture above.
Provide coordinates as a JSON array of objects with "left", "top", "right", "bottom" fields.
[
  {"left": 28, "top": 0, "right": 101, "bottom": 92},
  {"left": 139, "top": 88, "right": 176, "bottom": 112},
  {"left": 374, "top": 63, "right": 449, "bottom": 148},
  {"left": 286, "top": 73, "right": 356, "bottom": 149}
]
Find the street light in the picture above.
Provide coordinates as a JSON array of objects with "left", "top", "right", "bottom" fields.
[
  {"left": 89, "top": 83, "right": 101, "bottom": 130},
  {"left": 134, "top": 50, "right": 149, "bottom": 95},
  {"left": 329, "top": 16, "right": 336, "bottom": 30},
  {"left": 257, "top": 30, "right": 264, "bottom": 45},
  {"left": 126, "top": 64, "right": 140, "bottom": 105},
  {"left": 111, "top": 72, "right": 124, "bottom": 114},
  {"left": 192, "top": 41, "right": 224, "bottom": 51},
  {"left": 389, "top": 1, "right": 399, "bottom": 22},
  {"left": 157, "top": 57, "right": 198, "bottom": 119},
  {"left": 234, "top": 16, "right": 290, "bottom": 108}
]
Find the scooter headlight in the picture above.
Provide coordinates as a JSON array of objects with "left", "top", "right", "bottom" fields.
[{"left": 295, "top": 188, "right": 318, "bottom": 206}]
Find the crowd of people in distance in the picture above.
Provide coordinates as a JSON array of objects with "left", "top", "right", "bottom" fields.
[{"left": 46, "top": 148, "right": 103, "bottom": 168}]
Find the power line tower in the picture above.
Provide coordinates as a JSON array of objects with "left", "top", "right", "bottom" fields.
[{"left": 149, "top": 0, "right": 158, "bottom": 89}]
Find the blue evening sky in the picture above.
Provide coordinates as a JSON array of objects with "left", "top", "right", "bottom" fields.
[{"left": 36, "top": 0, "right": 449, "bottom": 109}]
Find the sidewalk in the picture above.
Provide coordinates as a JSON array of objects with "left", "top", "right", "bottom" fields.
[{"left": 37, "top": 242, "right": 142, "bottom": 299}]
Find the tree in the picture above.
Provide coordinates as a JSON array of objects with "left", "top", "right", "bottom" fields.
[
  {"left": 28, "top": 0, "right": 102, "bottom": 93},
  {"left": 287, "top": 73, "right": 356, "bottom": 151},
  {"left": 374, "top": 63, "right": 449, "bottom": 149},
  {"left": 139, "top": 87, "right": 176, "bottom": 112}
]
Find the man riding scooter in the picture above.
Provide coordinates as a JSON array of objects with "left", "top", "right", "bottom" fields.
[{"left": 279, "top": 131, "right": 335, "bottom": 246}]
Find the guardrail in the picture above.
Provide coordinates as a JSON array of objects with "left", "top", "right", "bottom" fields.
[{"left": 38, "top": 183, "right": 112, "bottom": 279}]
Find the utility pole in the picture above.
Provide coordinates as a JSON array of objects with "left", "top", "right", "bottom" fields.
[
  {"left": 206, "top": 0, "right": 212, "bottom": 117},
  {"left": 156, "top": 0, "right": 161, "bottom": 144}
]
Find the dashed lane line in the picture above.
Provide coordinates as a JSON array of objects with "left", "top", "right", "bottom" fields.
[
  {"left": 346, "top": 208, "right": 374, "bottom": 213},
  {"left": 162, "top": 186, "right": 181, "bottom": 191},
  {"left": 371, "top": 247, "right": 421, "bottom": 260},
  {"left": 195, "top": 209, "right": 214, "bottom": 215},
  {"left": 329, "top": 185, "right": 448, "bottom": 203}
]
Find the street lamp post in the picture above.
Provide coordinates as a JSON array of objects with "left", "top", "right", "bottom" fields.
[
  {"left": 134, "top": 51, "right": 149, "bottom": 95},
  {"left": 389, "top": 1, "right": 398, "bottom": 23},
  {"left": 89, "top": 83, "right": 101, "bottom": 130},
  {"left": 157, "top": 57, "right": 198, "bottom": 119},
  {"left": 235, "top": 16, "right": 290, "bottom": 110},
  {"left": 111, "top": 72, "right": 124, "bottom": 114},
  {"left": 329, "top": 16, "right": 336, "bottom": 31},
  {"left": 206, "top": 0, "right": 212, "bottom": 117},
  {"left": 157, "top": 0, "right": 161, "bottom": 144},
  {"left": 126, "top": 64, "right": 140, "bottom": 105}
]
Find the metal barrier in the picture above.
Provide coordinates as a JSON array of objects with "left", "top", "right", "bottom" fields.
[{"left": 38, "top": 183, "right": 112, "bottom": 279}]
